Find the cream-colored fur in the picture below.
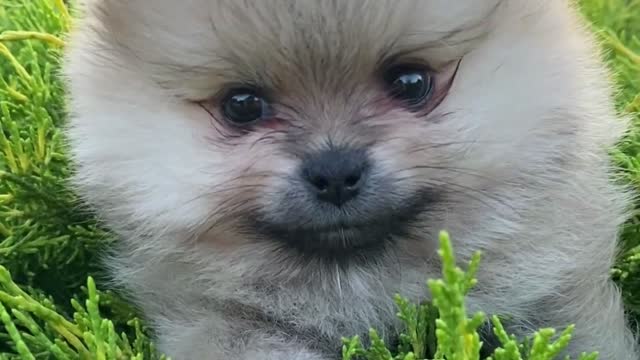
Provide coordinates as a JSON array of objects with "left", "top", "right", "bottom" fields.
[{"left": 63, "top": 1, "right": 639, "bottom": 359}]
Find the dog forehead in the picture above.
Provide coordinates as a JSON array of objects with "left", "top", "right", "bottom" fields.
[
  {"left": 205, "top": 0, "right": 502, "bottom": 29},
  {"left": 86, "top": 0, "right": 502, "bottom": 97},
  {"left": 92, "top": 0, "right": 501, "bottom": 59},
  {"left": 205, "top": 0, "right": 502, "bottom": 58}
]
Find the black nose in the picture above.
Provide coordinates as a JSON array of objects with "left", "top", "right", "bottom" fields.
[{"left": 301, "top": 148, "right": 369, "bottom": 207}]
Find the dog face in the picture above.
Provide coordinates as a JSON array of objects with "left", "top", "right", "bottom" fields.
[{"left": 66, "top": 0, "right": 583, "bottom": 263}]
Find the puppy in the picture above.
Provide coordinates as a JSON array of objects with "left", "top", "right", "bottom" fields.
[{"left": 63, "top": 1, "right": 639, "bottom": 359}]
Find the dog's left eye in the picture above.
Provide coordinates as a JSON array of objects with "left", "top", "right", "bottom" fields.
[{"left": 384, "top": 65, "right": 434, "bottom": 108}]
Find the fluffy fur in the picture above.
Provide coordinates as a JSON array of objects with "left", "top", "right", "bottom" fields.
[{"left": 64, "top": 0, "right": 639, "bottom": 359}]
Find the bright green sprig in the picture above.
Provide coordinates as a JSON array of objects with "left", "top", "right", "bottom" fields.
[
  {"left": 428, "top": 231, "right": 485, "bottom": 360},
  {"left": 0, "top": 265, "right": 169, "bottom": 359},
  {"left": 342, "top": 232, "right": 600, "bottom": 360}
]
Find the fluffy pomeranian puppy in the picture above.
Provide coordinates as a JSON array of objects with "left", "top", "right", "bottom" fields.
[{"left": 64, "top": 0, "right": 639, "bottom": 359}]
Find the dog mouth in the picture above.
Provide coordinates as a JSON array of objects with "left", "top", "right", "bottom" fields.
[
  {"left": 250, "top": 190, "right": 438, "bottom": 260},
  {"left": 289, "top": 222, "right": 395, "bottom": 248},
  {"left": 256, "top": 220, "right": 402, "bottom": 259}
]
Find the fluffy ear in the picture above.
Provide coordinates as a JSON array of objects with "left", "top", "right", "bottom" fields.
[
  {"left": 68, "top": 0, "right": 141, "bottom": 53},
  {"left": 68, "top": 0, "right": 218, "bottom": 77},
  {"left": 72, "top": 0, "right": 133, "bottom": 32}
]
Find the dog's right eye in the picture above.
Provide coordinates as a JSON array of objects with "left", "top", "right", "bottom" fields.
[{"left": 222, "top": 89, "right": 271, "bottom": 126}]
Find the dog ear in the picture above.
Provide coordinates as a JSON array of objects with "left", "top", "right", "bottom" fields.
[
  {"left": 67, "top": 0, "right": 141, "bottom": 55},
  {"left": 73, "top": 0, "right": 131, "bottom": 33},
  {"left": 68, "top": 0, "right": 216, "bottom": 75}
]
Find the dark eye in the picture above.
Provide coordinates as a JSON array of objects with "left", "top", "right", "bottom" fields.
[
  {"left": 222, "top": 89, "right": 270, "bottom": 125},
  {"left": 384, "top": 65, "right": 434, "bottom": 108}
]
